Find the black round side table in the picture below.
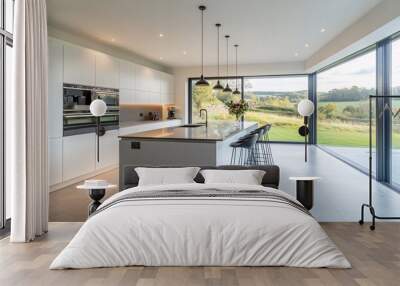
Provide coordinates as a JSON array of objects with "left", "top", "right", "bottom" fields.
[
  {"left": 289, "top": 177, "right": 320, "bottom": 210},
  {"left": 77, "top": 183, "right": 117, "bottom": 216}
]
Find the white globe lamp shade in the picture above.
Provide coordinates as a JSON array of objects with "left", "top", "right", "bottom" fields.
[
  {"left": 90, "top": 99, "right": 107, "bottom": 117},
  {"left": 298, "top": 99, "right": 314, "bottom": 117}
]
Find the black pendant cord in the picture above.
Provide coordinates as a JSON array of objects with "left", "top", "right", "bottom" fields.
[
  {"left": 217, "top": 24, "right": 220, "bottom": 77},
  {"left": 359, "top": 94, "right": 400, "bottom": 231},
  {"left": 196, "top": 5, "right": 208, "bottom": 86},
  {"left": 201, "top": 7, "right": 204, "bottom": 77},
  {"left": 235, "top": 44, "right": 238, "bottom": 90},
  {"left": 97, "top": 117, "right": 100, "bottom": 162},
  {"left": 225, "top": 35, "right": 229, "bottom": 77}
]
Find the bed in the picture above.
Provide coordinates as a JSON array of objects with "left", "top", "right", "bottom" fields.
[{"left": 50, "top": 165, "right": 350, "bottom": 269}]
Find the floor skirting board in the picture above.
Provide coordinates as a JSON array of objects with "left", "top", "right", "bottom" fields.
[{"left": 49, "top": 165, "right": 118, "bottom": 192}]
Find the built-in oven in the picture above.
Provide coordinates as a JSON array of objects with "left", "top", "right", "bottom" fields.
[
  {"left": 63, "top": 83, "right": 120, "bottom": 136},
  {"left": 94, "top": 87, "right": 119, "bottom": 107}
]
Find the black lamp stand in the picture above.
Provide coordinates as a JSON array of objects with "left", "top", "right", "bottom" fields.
[
  {"left": 95, "top": 117, "right": 106, "bottom": 162},
  {"left": 298, "top": 116, "right": 310, "bottom": 162}
]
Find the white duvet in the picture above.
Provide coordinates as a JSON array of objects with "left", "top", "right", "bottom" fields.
[{"left": 50, "top": 183, "right": 351, "bottom": 269}]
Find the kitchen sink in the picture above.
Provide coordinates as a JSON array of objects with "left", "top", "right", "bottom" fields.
[{"left": 178, "top": 124, "right": 205, "bottom": 128}]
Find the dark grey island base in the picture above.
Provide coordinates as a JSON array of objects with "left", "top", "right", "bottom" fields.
[{"left": 119, "top": 121, "right": 258, "bottom": 178}]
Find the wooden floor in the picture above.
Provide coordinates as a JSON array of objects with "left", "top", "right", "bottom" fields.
[
  {"left": 49, "top": 169, "right": 119, "bottom": 222},
  {"left": 1, "top": 222, "right": 399, "bottom": 286}
]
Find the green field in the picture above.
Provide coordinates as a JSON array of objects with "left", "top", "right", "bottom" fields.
[
  {"left": 192, "top": 85, "right": 400, "bottom": 148},
  {"left": 207, "top": 109, "right": 400, "bottom": 148}
]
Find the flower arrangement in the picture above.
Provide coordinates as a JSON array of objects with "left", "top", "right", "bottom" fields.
[{"left": 225, "top": 99, "right": 249, "bottom": 121}]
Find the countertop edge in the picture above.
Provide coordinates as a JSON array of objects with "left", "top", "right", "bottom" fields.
[{"left": 119, "top": 121, "right": 258, "bottom": 141}]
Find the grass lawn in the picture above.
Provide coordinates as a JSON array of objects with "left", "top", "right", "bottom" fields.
[{"left": 203, "top": 102, "right": 400, "bottom": 148}]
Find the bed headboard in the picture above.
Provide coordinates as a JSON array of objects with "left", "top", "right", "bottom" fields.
[{"left": 120, "top": 165, "right": 280, "bottom": 190}]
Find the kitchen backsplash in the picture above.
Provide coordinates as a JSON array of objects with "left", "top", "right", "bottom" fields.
[{"left": 119, "top": 104, "right": 164, "bottom": 122}]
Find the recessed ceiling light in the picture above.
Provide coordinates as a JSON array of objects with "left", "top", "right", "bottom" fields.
[
  {"left": 320, "top": 28, "right": 326, "bottom": 33},
  {"left": 159, "top": 33, "right": 164, "bottom": 38},
  {"left": 183, "top": 51, "right": 187, "bottom": 55},
  {"left": 294, "top": 52, "right": 299, "bottom": 57},
  {"left": 111, "top": 38, "right": 116, "bottom": 42},
  {"left": 305, "top": 43, "right": 310, "bottom": 48},
  {"left": 159, "top": 56, "right": 163, "bottom": 60}
]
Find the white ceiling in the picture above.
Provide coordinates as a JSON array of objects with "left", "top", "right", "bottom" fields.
[{"left": 47, "top": 0, "right": 382, "bottom": 68}]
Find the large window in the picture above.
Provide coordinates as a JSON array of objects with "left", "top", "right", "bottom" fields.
[
  {"left": 1, "top": 0, "right": 14, "bottom": 230},
  {"left": 317, "top": 50, "right": 376, "bottom": 171},
  {"left": 391, "top": 38, "right": 400, "bottom": 186},
  {"left": 243, "top": 76, "right": 308, "bottom": 142},
  {"left": 190, "top": 78, "right": 242, "bottom": 123}
]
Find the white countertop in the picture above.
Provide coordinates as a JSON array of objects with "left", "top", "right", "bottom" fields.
[{"left": 119, "top": 119, "right": 182, "bottom": 128}]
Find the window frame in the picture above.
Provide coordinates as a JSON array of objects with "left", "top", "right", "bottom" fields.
[
  {"left": 188, "top": 76, "right": 245, "bottom": 124},
  {"left": 188, "top": 74, "right": 313, "bottom": 144},
  {"left": 187, "top": 31, "right": 400, "bottom": 192},
  {"left": 0, "top": 0, "right": 13, "bottom": 231},
  {"left": 314, "top": 45, "right": 377, "bottom": 175}
]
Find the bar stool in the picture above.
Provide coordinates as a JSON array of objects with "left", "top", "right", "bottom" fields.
[
  {"left": 230, "top": 133, "right": 258, "bottom": 165},
  {"left": 259, "top": 124, "right": 274, "bottom": 165}
]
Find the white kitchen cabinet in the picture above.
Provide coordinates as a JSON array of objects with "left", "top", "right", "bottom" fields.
[
  {"left": 62, "top": 133, "right": 96, "bottom": 182},
  {"left": 49, "top": 138, "right": 63, "bottom": 186},
  {"left": 96, "top": 130, "right": 119, "bottom": 170},
  {"left": 119, "top": 60, "right": 135, "bottom": 90},
  {"left": 48, "top": 37, "right": 63, "bottom": 138},
  {"left": 135, "top": 89, "right": 146, "bottom": 104},
  {"left": 148, "top": 91, "right": 161, "bottom": 104},
  {"left": 63, "top": 43, "right": 96, "bottom": 86},
  {"left": 161, "top": 92, "right": 175, "bottom": 104},
  {"left": 160, "top": 72, "right": 174, "bottom": 94},
  {"left": 134, "top": 90, "right": 160, "bottom": 104},
  {"left": 136, "top": 64, "right": 160, "bottom": 92},
  {"left": 168, "top": 74, "right": 174, "bottom": 94},
  {"left": 95, "top": 52, "right": 119, "bottom": 88},
  {"left": 119, "top": 88, "right": 135, "bottom": 105}
]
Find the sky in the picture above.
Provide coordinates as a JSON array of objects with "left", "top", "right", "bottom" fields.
[
  {"left": 245, "top": 48, "right": 395, "bottom": 93},
  {"left": 392, "top": 39, "right": 400, "bottom": 90}
]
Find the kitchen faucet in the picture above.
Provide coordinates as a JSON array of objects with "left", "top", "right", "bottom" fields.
[{"left": 199, "top": 109, "right": 208, "bottom": 127}]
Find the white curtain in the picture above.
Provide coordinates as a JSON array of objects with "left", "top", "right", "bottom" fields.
[{"left": 10, "top": 0, "right": 49, "bottom": 242}]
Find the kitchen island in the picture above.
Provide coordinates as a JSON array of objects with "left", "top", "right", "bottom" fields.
[{"left": 119, "top": 121, "right": 258, "bottom": 184}]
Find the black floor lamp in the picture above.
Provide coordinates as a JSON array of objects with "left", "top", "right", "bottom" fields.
[
  {"left": 297, "top": 99, "right": 315, "bottom": 162},
  {"left": 89, "top": 99, "right": 107, "bottom": 162}
]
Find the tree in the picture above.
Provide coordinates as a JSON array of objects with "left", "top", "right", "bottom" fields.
[
  {"left": 192, "top": 85, "right": 218, "bottom": 111},
  {"left": 318, "top": 103, "right": 337, "bottom": 119}
]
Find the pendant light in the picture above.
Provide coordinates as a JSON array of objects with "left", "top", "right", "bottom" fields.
[
  {"left": 232, "top": 44, "right": 241, "bottom": 95},
  {"left": 195, "top": 5, "right": 209, "bottom": 87},
  {"left": 223, "top": 35, "right": 232, "bottom": 94},
  {"left": 213, "top": 23, "right": 224, "bottom": 90}
]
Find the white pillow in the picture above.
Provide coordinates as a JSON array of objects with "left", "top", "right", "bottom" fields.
[
  {"left": 200, "top": 169, "right": 266, "bottom": 185},
  {"left": 135, "top": 167, "right": 200, "bottom": 186}
]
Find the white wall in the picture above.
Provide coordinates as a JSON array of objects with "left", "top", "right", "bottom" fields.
[
  {"left": 306, "top": 0, "right": 400, "bottom": 71},
  {"left": 173, "top": 62, "right": 305, "bottom": 122}
]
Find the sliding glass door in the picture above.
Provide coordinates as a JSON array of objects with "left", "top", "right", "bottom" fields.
[
  {"left": 190, "top": 78, "right": 242, "bottom": 123},
  {"left": 391, "top": 37, "right": 400, "bottom": 186},
  {"left": 0, "top": 0, "right": 14, "bottom": 229},
  {"left": 316, "top": 49, "right": 376, "bottom": 172},
  {"left": 243, "top": 75, "right": 308, "bottom": 142}
]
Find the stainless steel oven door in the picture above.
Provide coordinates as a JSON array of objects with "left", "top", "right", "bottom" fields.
[
  {"left": 63, "top": 84, "right": 94, "bottom": 110},
  {"left": 93, "top": 88, "right": 119, "bottom": 107},
  {"left": 63, "top": 112, "right": 96, "bottom": 129}
]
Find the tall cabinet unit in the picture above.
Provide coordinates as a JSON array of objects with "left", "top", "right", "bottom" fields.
[
  {"left": 48, "top": 37, "right": 176, "bottom": 190},
  {"left": 95, "top": 52, "right": 120, "bottom": 88},
  {"left": 119, "top": 60, "right": 136, "bottom": 104},
  {"left": 63, "top": 43, "right": 96, "bottom": 86}
]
